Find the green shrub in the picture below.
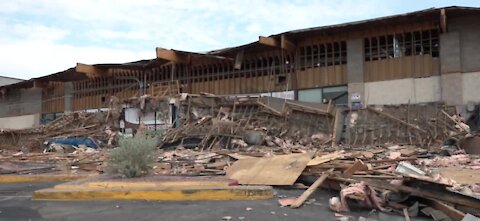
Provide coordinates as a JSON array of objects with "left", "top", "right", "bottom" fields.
[{"left": 106, "top": 137, "right": 157, "bottom": 178}]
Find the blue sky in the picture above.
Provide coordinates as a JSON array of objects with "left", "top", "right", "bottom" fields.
[{"left": 0, "top": 0, "right": 478, "bottom": 79}]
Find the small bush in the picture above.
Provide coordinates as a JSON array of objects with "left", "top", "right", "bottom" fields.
[{"left": 106, "top": 137, "right": 157, "bottom": 178}]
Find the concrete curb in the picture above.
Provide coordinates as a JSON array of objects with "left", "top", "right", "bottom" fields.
[
  {"left": 33, "top": 185, "right": 274, "bottom": 201},
  {"left": 55, "top": 180, "right": 235, "bottom": 189},
  {"left": 0, "top": 174, "right": 91, "bottom": 183}
]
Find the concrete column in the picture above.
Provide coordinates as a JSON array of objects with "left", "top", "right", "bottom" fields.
[
  {"left": 440, "top": 32, "right": 461, "bottom": 74},
  {"left": 20, "top": 88, "right": 42, "bottom": 114},
  {"left": 346, "top": 39, "right": 365, "bottom": 107},
  {"left": 439, "top": 32, "right": 463, "bottom": 106},
  {"left": 64, "top": 82, "right": 73, "bottom": 113}
]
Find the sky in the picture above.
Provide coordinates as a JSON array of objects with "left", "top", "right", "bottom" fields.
[{"left": 0, "top": 0, "right": 478, "bottom": 79}]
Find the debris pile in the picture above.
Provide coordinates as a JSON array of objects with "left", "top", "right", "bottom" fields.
[
  {"left": 0, "top": 111, "right": 119, "bottom": 152},
  {"left": 0, "top": 149, "right": 107, "bottom": 175},
  {"left": 1, "top": 93, "right": 479, "bottom": 220},
  {"left": 161, "top": 94, "right": 335, "bottom": 152}
]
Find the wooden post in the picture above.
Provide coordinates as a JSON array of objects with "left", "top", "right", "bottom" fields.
[
  {"left": 290, "top": 168, "right": 334, "bottom": 208},
  {"left": 332, "top": 108, "right": 342, "bottom": 147}
]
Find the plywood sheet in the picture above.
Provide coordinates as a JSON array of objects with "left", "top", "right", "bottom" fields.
[
  {"left": 226, "top": 153, "right": 314, "bottom": 185},
  {"left": 307, "top": 151, "right": 344, "bottom": 166},
  {"left": 440, "top": 167, "right": 480, "bottom": 185}
]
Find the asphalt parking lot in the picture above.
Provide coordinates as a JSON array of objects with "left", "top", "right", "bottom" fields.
[{"left": 0, "top": 182, "right": 432, "bottom": 221}]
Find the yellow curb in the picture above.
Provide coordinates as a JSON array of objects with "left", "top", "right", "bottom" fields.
[
  {"left": 33, "top": 185, "right": 273, "bottom": 201},
  {"left": 55, "top": 180, "right": 232, "bottom": 189},
  {"left": 0, "top": 174, "right": 91, "bottom": 183}
]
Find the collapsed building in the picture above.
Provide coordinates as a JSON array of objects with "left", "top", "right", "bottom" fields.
[
  {"left": 1, "top": 6, "right": 480, "bottom": 220},
  {"left": 1, "top": 6, "right": 479, "bottom": 148},
  {"left": 0, "top": 7, "right": 480, "bottom": 131}
]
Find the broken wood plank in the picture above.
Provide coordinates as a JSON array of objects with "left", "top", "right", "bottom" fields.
[
  {"left": 351, "top": 175, "right": 402, "bottom": 179},
  {"left": 307, "top": 151, "right": 344, "bottom": 166},
  {"left": 441, "top": 110, "right": 470, "bottom": 132},
  {"left": 364, "top": 179, "right": 480, "bottom": 210},
  {"left": 226, "top": 153, "right": 314, "bottom": 185},
  {"left": 332, "top": 109, "right": 342, "bottom": 147},
  {"left": 285, "top": 100, "right": 330, "bottom": 116},
  {"left": 365, "top": 157, "right": 417, "bottom": 163},
  {"left": 403, "top": 208, "right": 411, "bottom": 221},
  {"left": 343, "top": 160, "right": 367, "bottom": 177},
  {"left": 226, "top": 153, "right": 255, "bottom": 160},
  {"left": 256, "top": 100, "right": 284, "bottom": 116},
  {"left": 367, "top": 107, "right": 427, "bottom": 133},
  {"left": 423, "top": 199, "right": 466, "bottom": 221},
  {"left": 291, "top": 168, "right": 334, "bottom": 208}
]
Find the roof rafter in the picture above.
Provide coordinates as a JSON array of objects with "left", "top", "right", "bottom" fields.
[
  {"left": 258, "top": 35, "right": 296, "bottom": 52},
  {"left": 76, "top": 63, "right": 110, "bottom": 78}
]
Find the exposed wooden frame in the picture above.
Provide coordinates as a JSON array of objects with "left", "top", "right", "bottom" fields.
[
  {"left": 259, "top": 35, "right": 296, "bottom": 52},
  {"left": 440, "top": 9, "right": 447, "bottom": 33},
  {"left": 234, "top": 49, "right": 244, "bottom": 70},
  {"left": 76, "top": 63, "right": 110, "bottom": 78},
  {"left": 281, "top": 35, "right": 296, "bottom": 52},
  {"left": 156, "top": 48, "right": 190, "bottom": 64}
]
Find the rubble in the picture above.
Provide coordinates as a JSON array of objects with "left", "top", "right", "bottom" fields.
[
  {"left": 1, "top": 93, "right": 479, "bottom": 220},
  {"left": 160, "top": 95, "right": 334, "bottom": 152},
  {"left": 0, "top": 111, "right": 120, "bottom": 152}
]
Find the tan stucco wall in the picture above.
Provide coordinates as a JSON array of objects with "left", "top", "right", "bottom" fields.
[
  {"left": 0, "top": 113, "right": 40, "bottom": 129},
  {"left": 462, "top": 72, "right": 480, "bottom": 105},
  {"left": 364, "top": 76, "right": 441, "bottom": 105}
]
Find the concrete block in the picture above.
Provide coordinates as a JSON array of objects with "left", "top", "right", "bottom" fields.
[
  {"left": 0, "top": 113, "right": 41, "bottom": 129},
  {"left": 364, "top": 76, "right": 440, "bottom": 105},
  {"left": 440, "top": 32, "right": 461, "bottom": 74},
  {"left": 347, "top": 39, "right": 364, "bottom": 83},
  {"left": 413, "top": 76, "right": 441, "bottom": 103},
  {"left": 448, "top": 14, "right": 480, "bottom": 72},
  {"left": 441, "top": 73, "right": 463, "bottom": 106},
  {"left": 64, "top": 82, "right": 73, "bottom": 112},
  {"left": 462, "top": 72, "right": 480, "bottom": 104}
]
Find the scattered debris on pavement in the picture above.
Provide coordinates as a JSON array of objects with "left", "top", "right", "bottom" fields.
[{"left": 1, "top": 93, "right": 479, "bottom": 220}]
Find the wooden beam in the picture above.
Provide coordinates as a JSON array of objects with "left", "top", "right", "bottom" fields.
[
  {"left": 367, "top": 107, "right": 427, "bottom": 133},
  {"left": 234, "top": 50, "right": 244, "bottom": 70},
  {"left": 155, "top": 48, "right": 190, "bottom": 63},
  {"left": 33, "top": 80, "right": 48, "bottom": 88},
  {"left": 440, "top": 8, "right": 447, "bottom": 33},
  {"left": 423, "top": 199, "right": 465, "bottom": 221},
  {"left": 343, "top": 160, "right": 367, "bottom": 177},
  {"left": 281, "top": 35, "right": 296, "bottom": 52},
  {"left": 76, "top": 63, "right": 110, "bottom": 78},
  {"left": 403, "top": 208, "right": 411, "bottom": 221},
  {"left": 258, "top": 36, "right": 279, "bottom": 47},
  {"left": 290, "top": 168, "right": 334, "bottom": 208},
  {"left": 364, "top": 179, "right": 480, "bottom": 210},
  {"left": 332, "top": 108, "right": 342, "bottom": 147},
  {"left": 259, "top": 35, "right": 296, "bottom": 52}
]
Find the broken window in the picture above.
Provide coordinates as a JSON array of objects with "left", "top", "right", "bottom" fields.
[
  {"left": 364, "top": 29, "right": 439, "bottom": 61},
  {"left": 393, "top": 34, "right": 403, "bottom": 58},
  {"left": 340, "top": 42, "right": 347, "bottom": 64},
  {"left": 299, "top": 40, "right": 347, "bottom": 69}
]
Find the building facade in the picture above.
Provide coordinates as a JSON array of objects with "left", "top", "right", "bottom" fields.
[
  {"left": 0, "top": 6, "right": 479, "bottom": 129},
  {"left": 0, "top": 76, "right": 23, "bottom": 87}
]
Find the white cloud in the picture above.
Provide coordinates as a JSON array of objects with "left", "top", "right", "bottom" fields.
[
  {"left": 0, "top": 39, "right": 152, "bottom": 78},
  {"left": 91, "top": 30, "right": 152, "bottom": 41},
  {"left": 1, "top": 0, "right": 465, "bottom": 79}
]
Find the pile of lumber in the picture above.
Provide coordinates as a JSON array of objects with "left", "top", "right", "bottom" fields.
[
  {"left": 161, "top": 94, "right": 335, "bottom": 151},
  {"left": 0, "top": 111, "right": 115, "bottom": 150}
]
